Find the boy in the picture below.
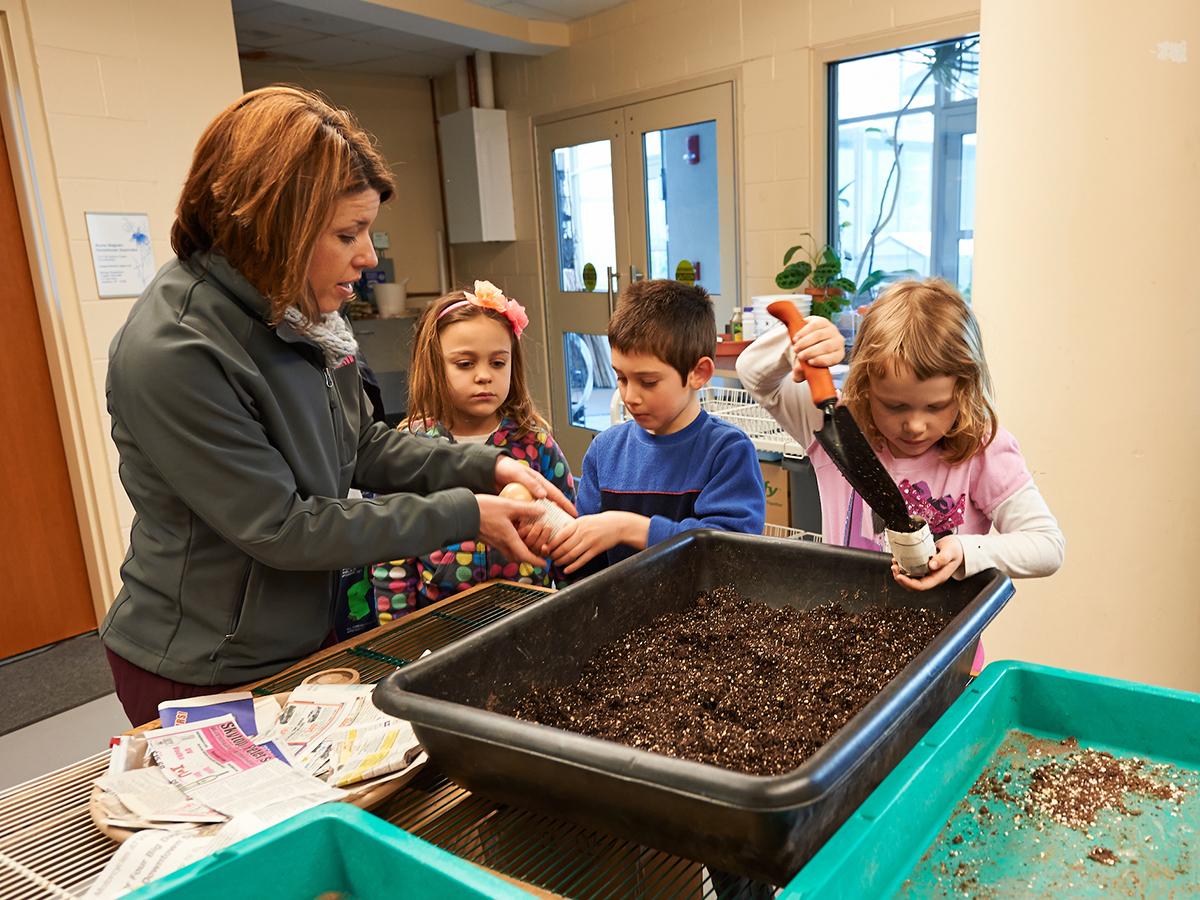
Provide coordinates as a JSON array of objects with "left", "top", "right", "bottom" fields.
[{"left": 542, "top": 279, "right": 765, "bottom": 574}]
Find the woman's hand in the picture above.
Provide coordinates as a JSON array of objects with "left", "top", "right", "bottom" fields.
[
  {"left": 790, "top": 315, "right": 846, "bottom": 382},
  {"left": 494, "top": 455, "right": 577, "bottom": 516},
  {"left": 892, "top": 536, "right": 963, "bottom": 591},
  {"left": 475, "top": 494, "right": 544, "bottom": 567}
]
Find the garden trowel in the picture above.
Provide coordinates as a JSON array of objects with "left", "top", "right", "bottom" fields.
[{"left": 767, "top": 301, "right": 935, "bottom": 576}]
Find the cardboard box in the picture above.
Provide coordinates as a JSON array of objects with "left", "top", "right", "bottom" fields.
[{"left": 760, "top": 461, "right": 790, "bottom": 528}]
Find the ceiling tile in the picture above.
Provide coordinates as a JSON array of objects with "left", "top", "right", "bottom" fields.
[
  {"left": 263, "top": 35, "right": 394, "bottom": 67},
  {"left": 234, "top": 11, "right": 326, "bottom": 49},
  {"left": 494, "top": 1, "right": 569, "bottom": 22},
  {"left": 260, "top": 4, "right": 374, "bottom": 36},
  {"left": 333, "top": 55, "right": 455, "bottom": 78}
]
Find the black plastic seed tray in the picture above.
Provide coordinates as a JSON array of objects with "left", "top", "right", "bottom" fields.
[{"left": 374, "top": 530, "right": 1013, "bottom": 885}]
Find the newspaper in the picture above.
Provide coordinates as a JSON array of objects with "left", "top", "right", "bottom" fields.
[
  {"left": 143, "top": 715, "right": 284, "bottom": 789},
  {"left": 84, "top": 831, "right": 212, "bottom": 899},
  {"left": 84, "top": 789, "right": 342, "bottom": 897},
  {"left": 327, "top": 716, "right": 422, "bottom": 787},
  {"left": 187, "top": 759, "right": 345, "bottom": 818},
  {"left": 259, "top": 684, "right": 382, "bottom": 762},
  {"left": 93, "top": 790, "right": 208, "bottom": 832},
  {"left": 95, "top": 766, "right": 225, "bottom": 824},
  {"left": 158, "top": 692, "right": 282, "bottom": 737}
]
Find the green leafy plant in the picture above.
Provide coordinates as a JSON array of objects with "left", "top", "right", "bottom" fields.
[
  {"left": 775, "top": 233, "right": 896, "bottom": 321},
  {"left": 776, "top": 37, "right": 979, "bottom": 321}
]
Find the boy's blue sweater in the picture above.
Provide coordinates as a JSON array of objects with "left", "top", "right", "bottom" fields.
[{"left": 577, "top": 410, "right": 766, "bottom": 567}]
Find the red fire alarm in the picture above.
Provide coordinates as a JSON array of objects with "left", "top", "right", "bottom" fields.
[{"left": 685, "top": 133, "right": 700, "bottom": 164}]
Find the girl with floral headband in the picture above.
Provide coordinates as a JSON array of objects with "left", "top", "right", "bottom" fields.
[{"left": 371, "top": 282, "right": 576, "bottom": 620}]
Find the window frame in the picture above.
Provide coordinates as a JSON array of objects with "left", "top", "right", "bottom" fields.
[
  {"left": 809, "top": 16, "right": 981, "bottom": 279},
  {"left": 826, "top": 34, "right": 979, "bottom": 293}
]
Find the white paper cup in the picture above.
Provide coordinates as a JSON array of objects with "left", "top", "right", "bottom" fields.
[{"left": 374, "top": 283, "right": 408, "bottom": 318}]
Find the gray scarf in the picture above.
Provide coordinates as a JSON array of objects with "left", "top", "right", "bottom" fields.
[{"left": 282, "top": 308, "right": 359, "bottom": 368}]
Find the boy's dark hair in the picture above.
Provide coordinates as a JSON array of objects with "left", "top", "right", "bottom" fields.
[{"left": 607, "top": 279, "right": 716, "bottom": 382}]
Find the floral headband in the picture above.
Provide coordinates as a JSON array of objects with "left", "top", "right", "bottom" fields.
[{"left": 437, "top": 280, "right": 529, "bottom": 338}]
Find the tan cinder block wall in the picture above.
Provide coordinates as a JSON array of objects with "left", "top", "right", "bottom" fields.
[
  {"left": 442, "top": 0, "right": 981, "bottom": 418},
  {"left": 974, "top": 0, "right": 1200, "bottom": 690},
  {"left": 240, "top": 63, "right": 446, "bottom": 295},
  {"left": 25, "top": 0, "right": 243, "bottom": 545}
]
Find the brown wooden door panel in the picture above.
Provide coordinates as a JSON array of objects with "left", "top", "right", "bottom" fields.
[{"left": 0, "top": 118, "right": 97, "bottom": 659}]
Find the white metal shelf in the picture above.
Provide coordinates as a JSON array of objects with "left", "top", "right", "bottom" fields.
[
  {"left": 609, "top": 385, "right": 808, "bottom": 459},
  {"left": 763, "top": 523, "right": 823, "bottom": 542}
]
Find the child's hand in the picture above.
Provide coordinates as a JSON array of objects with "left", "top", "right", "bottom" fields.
[
  {"left": 545, "top": 511, "right": 648, "bottom": 574},
  {"left": 518, "top": 513, "right": 572, "bottom": 559},
  {"left": 891, "top": 536, "right": 963, "bottom": 591},
  {"left": 790, "top": 315, "right": 846, "bottom": 382},
  {"left": 475, "top": 494, "right": 544, "bottom": 567},
  {"left": 494, "top": 456, "right": 577, "bottom": 517}
]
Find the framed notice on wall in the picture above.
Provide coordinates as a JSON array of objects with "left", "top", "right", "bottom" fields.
[{"left": 84, "top": 212, "right": 156, "bottom": 298}]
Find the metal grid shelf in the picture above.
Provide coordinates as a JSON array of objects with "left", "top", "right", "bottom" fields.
[
  {"left": 352, "top": 583, "right": 549, "bottom": 666},
  {"left": 612, "top": 386, "right": 807, "bottom": 458},
  {"left": 374, "top": 768, "right": 774, "bottom": 899},
  {"left": 763, "top": 523, "right": 823, "bottom": 542},
  {"left": 698, "top": 386, "right": 803, "bottom": 457},
  {"left": 249, "top": 647, "right": 400, "bottom": 695}
]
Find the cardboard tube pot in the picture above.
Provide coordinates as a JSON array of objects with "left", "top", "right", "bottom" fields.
[{"left": 887, "top": 521, "right": 935, "bottom": 577}]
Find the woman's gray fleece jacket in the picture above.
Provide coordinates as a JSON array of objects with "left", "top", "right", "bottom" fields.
[{"left": 101, "top": 253, "right": 499, "bottom": 685}]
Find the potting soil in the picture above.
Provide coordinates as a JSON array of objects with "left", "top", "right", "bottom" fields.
[{"left": 512, "top": 585, "right": 951, "bottom": 776}]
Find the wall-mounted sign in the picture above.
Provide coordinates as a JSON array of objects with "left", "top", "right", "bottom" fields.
[
  {"left": 84, "top": 212, "right": 155, "bottom": 298},
  {"left": 674, "top": 259, "right": 696, "bottom": 286}
]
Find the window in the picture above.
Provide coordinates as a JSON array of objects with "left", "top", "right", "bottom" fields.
[{"left": 830, "top": 35, "right": 979, "bottom": 298}]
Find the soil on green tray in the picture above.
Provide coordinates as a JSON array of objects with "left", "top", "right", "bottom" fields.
[
  {"left": 511, "top": 585, "right": 952, "bottom": 776},
  {"left": 907, "top": 731, "right": 1199, "bottom": 897}
]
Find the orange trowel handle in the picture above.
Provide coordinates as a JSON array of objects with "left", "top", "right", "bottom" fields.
[{"left": 766, "top": 300, "right": 836, "bottom": 406}]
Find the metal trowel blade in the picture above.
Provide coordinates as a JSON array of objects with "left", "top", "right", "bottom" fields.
[{"left": 814, "top": 406, "right": 913, "bottom": 532}]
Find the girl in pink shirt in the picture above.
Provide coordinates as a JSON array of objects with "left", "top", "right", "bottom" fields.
[{"left": 738, "top": 278, "right": 1064, "bottom": 596}]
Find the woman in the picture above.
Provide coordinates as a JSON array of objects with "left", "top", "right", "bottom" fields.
[{"left": 101, "top": 86, "right": 570, "bottom": 725}]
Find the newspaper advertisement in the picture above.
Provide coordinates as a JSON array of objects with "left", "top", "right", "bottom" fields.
[
  {"left": 157, "top": 692, "right": 282, "bottom": 737},
  {"left": 260, "top": 684, "right": 383, "bottom": 762},
  {"left": 328, "top": 716, "right": 422, "bottom": 787},
  {"left": 143, "top": 715, "right": 283, "bottom": 789}
]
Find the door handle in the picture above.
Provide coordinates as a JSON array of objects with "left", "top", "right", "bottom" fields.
[
  {"left": 606, "top": 266, "right": 620, "bottom": 317},
  {"left": 629, "top": 265, "right": 643, "bottom": 284}
]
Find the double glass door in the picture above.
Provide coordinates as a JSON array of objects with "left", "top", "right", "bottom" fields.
[{"left": 536, "top": 82, "right": 736, "bottom": 468}]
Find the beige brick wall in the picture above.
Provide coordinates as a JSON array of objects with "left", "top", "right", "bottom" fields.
[
  {"left": 443, "top": 0, "right": 980, "bottom": 413},
  {"left": 26, "top": 0, "right": 244, "bottom": 537},
  {"left": 974, "top": 0, "right": 1200, "bottom": 690},
  {"left": 240, "top": 63, "right": 446, "bottom": 296}
]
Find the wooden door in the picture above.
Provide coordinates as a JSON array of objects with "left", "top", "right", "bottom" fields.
[{"left": 0, "top": 118, "right": 97, "bottom": 659}]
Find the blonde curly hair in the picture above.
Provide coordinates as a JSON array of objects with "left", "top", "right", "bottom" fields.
[{"left": 841, "top": 278, "right": 998, "bottom": 465}]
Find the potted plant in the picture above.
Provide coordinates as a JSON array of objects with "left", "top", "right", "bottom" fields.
[{"left": 774, "top": 233, "right": 896, "bottom": 321}]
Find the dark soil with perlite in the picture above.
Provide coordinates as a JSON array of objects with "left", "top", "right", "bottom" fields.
[
  {"left": 512, "top": 586, "right": 951, "bottom": 776},
  {"left": 908, "top": 731, "right": 1199, "bottom": 897}
]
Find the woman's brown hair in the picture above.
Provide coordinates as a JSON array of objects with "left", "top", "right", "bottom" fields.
[
  {"left": 840, "top": 278, "right": 998, "bottom": 464},
  {"left": 405, "top": 291, "right": 548, "bottom": 438},
  {"left": 171, "top": 85, "right": 394, "bottom": 323}
]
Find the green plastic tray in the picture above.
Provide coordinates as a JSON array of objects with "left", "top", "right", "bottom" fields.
[
  {"left": 782, "top": 660, "right": 1200, "bottom": 898},
  {"left": 127, "top": 803, "right": 530, "bottom": 899}
]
